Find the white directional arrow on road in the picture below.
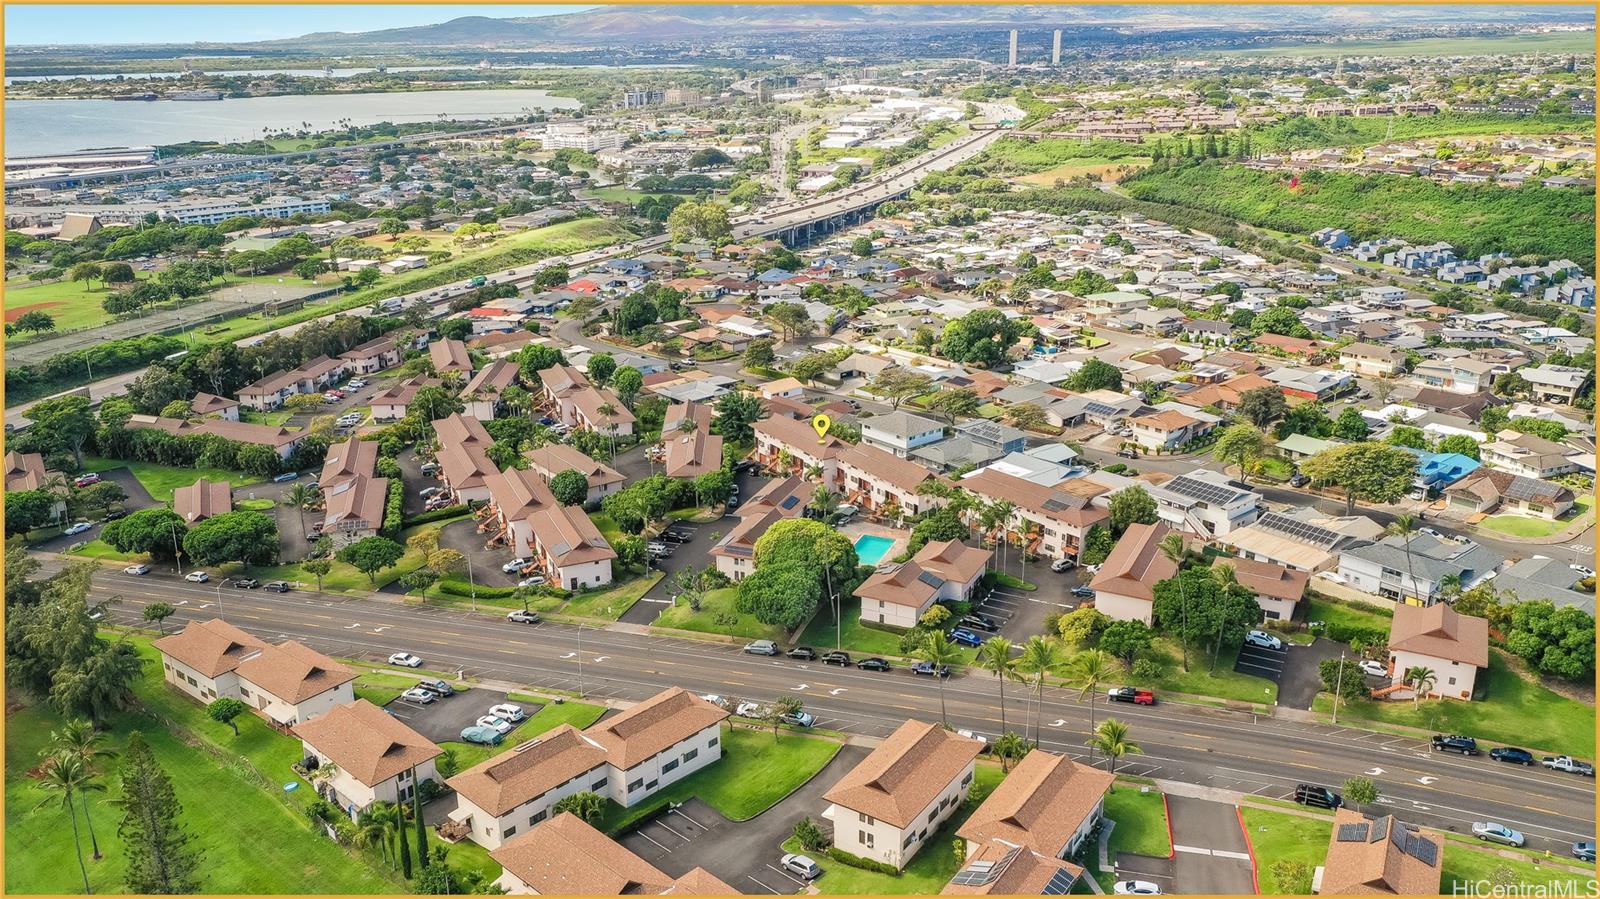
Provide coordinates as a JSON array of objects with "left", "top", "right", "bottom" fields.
[
  {"left": 561, "top": 652, "right": 577, "bottom": 659},
  {"left": 792, "top": 684, "right": 809, "bottom": 691},
  {"left": 372, "top": 626, "right": 389, "bottom": 633},
  {"left": 174, "top": 600, "right": 188, "bottom": 606},
  {"left": 345, "top": 623, "right": 361, "bottom": 629},
  {"left": 1047, "top": 719, "right": 1067, "bottom": 727},
  {"left": 593, "top": 656, "right": 609, "bottom": 663},
  {"left": 1416, "top": 776, "right": 1439, "bottom": 785},
  {"left": 1365, "top": 767, "right": 1386, "bottom": 776},
  {"left": 829, "top": 688, "right": 847, "bottom": 696}
]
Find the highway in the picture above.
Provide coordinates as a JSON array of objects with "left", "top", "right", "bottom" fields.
[{"left": 58, "top": 557, "right": 1596, "bottom": 856}]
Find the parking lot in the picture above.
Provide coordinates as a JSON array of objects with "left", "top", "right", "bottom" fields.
[
  {"left": 973, "top": 558, "right": 1088, "bottom": 642},
  {"left": 1233, "top": 637, "right": 1341, "bottom": 710},
  {"left": 383, "top": 684, "right": 525, "bottom": 745},
  {"left": 618, "top": 744, "right": 869, "bottom": 894}
]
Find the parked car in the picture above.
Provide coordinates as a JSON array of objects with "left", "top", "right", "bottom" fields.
[
  {"left": 489, "top": 703, "right": 525, "bottom": 722},
  {"left": 1050, "top": 558, "right": 1076, "bottom": 573},
  {"left": 501, "top": 557, "right": 531, "bottom": 573},
  {"left": 734, "top": 701, "right": 763, "bottom": 718},
  {"left": 912, "top": 661, "right": 951, "bottom": 677},
  {"left": 265, "top": 581, "right": 291, "bottom": 593},
  {"left": 743, "top": 640, "right": 780, "bottom": 656},
  {"left": 787, "top": 646, "right": 818, "bottom": 661},
  {"left": 476, "top": 715, "right": 514, "bottom": 735},
  {"left": 506, "top": 609, "right": 541, "bottom": 624},
  {"left": 1571, "top": 564, "right": 1597, "bottom": 578},
  {"left": 417, "top": 679, "right": 454, "bottom": 697},
  {"left": 834, "top": 504, "right": 859, "bottom": 518},
  {"left": 1358, "top": 659, "right": 1388, "bottom": 678},
  {"left": 1490, "top": 747, "right": 1536, "bottom": 766},
  {"left": 1293, "top": 784, "right": 1343, "bottom": 809},
  {"left": 1115, "top": 450, "right": 1139, "bottom": 460},
  {"left": 1432, "top": 734, "right": 1480, "bottom": 756},
  {"left": 1289, "top": 473, "right": 1311, "bottom": 488},
  {"left": 347, "top": 379, "right": 368, "bottom": 389},
  {"left": 661, "top": 529, "right": 692, "bottom": 544},
  {"left": 184, "top": 571, "right": 210, "bottom": 583},
  {"left": 1472, "top": 822, "right": 1526, "bottom": 847},
  {"left": 857, "top": 657, "right": 891, "bottom": 672},
  {"left": 74, "top": 473, "right": 102, "bottom": 487},
  {"left": 961, "top": 613, "right": 1000, "bottom": 632},
  {"left": 1113, "top": 882, "right": 1163, "bottom": 895},
  {"left": 273, "top": 471, "right": 300, "bottom": 483},
  {"left": 1243, "top": 630, "right": 1284, "bottom": 651},
  {"left": 518, "top": 575, "right": 547, "bottom": 588},
  {"left": 459, "top": 725, "right": 503, "bottom": 746},
  {"left": 102, "top": 508, "right": 128, "bottom": 521},
  {"left": 949, "top": 627, "right": 983, "bottom": 648},
  {"left": 699, "top": 694, "right": 730, "bottom": 710},
  {"left": 1573, "top": 842, "right": 1596, "bottom": 862},
  {"left": 232, "top": 578, "right": 260, "bottom": 589},
  {"left": 821, "top": 651, "right": 852, "bottom": 667},
  {"left": 124, "top": 563, "right": 151, "bottom": 575},
  {"left": 388, "top": 652, "right": 423, "bottom": 668},
  {"left": 1543, "top": 756, "right": 1595, "bottom": 776},
  {"left": 779, "top": 710, "right": 816, "bottom": 728},
  {"left": 63, "top": 521, "right": 94, "bottom": 536},
  {"left": 1070, "top": 586, "right": 1096, "bottom": 599},
  {"left": 780, "top": 854, "right": 822, "bottom": 880},
  {"left": 1107, "top": 686, "right": 1156, "bottom": 706},
  {"left": 400, "top": 687, "right": 436, "bottom": 704}
]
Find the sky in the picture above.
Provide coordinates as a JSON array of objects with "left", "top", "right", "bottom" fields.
[{"left": 4, "top": 5, "right": 592, "bottom": 45}]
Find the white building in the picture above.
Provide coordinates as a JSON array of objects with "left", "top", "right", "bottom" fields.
[{"left": 295, "top": 699, "right": 442, "bottom": 817}]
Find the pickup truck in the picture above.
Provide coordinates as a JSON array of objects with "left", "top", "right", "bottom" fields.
[
  {"left": 1543, "top": 756, "right": 1595, "bottom": 776},
  {"left": 1432, "top": 734, "right": 1480, "bottom": 756}
]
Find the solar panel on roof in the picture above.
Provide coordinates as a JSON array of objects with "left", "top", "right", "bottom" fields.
[
  {"left": 1336, "top": 823, "right": 1370, "bottom": 842},
  {"left": 779, "top": 496, "right": 799, "bottom": 510},
  {"left": 1042, "top": 869, "right": 1077, "bottom": 895},
  {"left": 1257, "top": 512, "right": 1342, "bottom": 548},
  {"left": 1084, "top": 401, "right": 1120, "bottom": 417},
  {"left": 1405, "top": 833, "right": 1439, "bottom": 867},
  {"left": 1168, "top": 475, "right": 1248, "bottom": 506},
  {"left": 917, "top": 571, "right": 944, "bottom": 589},
  {"left": 1502, "top": 476, "right": 1555, "bottom": 502},
  {"left": 1370, "top": 816, "right": 1389, "bottom": 842},
  {"left": 950, "top": 860, "right": 1001, "bottom": 887}
]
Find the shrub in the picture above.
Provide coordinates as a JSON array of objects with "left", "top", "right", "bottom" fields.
[
  {"left": 403, "top": 503, "right": 470, "bottom": 526},
  {"left": 793, "top": 817, "right": 829, "bottom": 852},
  {"left": 381, "top": 478, "right": 405, "bottom": 538},
  {"left": 827, "top": 847, "right": 901, "bottom": 876}
]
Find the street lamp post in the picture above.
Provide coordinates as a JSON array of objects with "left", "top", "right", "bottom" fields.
[
  {"left": 170, "top": 521, "right": 184, "bottom": 577},
  {"left": 1332, "top": 649, "right": 1346, "bottom": 725}
]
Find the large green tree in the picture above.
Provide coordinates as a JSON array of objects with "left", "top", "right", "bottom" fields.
[
  {"left": 1299, "top": 442, "right": 1418, "bottom": 515},
  {"left": 940, "top": 309, "right": 1022, "bottom": 367},
  {"left": 337, "top": 537, "right": 406, "bottom": 587},
  {"left": 181, "top": 511, "right": 278, "bottom": 567},
  {"left": 712, "top": 390, "right": 764, "bottom": 443},
  {"left": 1107, "top": 486, "right": 1158, "bottom": 534}
]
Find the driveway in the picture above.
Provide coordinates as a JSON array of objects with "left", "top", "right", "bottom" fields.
[
  {"left": 385, "top": 685, "right": 523, "bottom": 745},
  {"left": 1276, "top": 638, "right": 1345, "bottom": 710},
  {"left": 1234, "top": 640, "right": 1288, "bottom": 683},
  {"left": 980, "top": 549, "right": 1086, "bottom": 642},
  {"left": 619, "top": 743, "right": 869, "bottom": 894},
  {"left": 435, "top": 518, "right": 521, "bottom": 588},
  {"left": 1165, "top": 795, "right": 1255, "bottom": 895}
]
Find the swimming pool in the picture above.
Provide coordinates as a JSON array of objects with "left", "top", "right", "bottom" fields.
[{"left": 854, "top": 534, "right": 895, "bottom": 566}]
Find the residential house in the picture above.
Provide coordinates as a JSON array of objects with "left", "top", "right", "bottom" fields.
[
  {"left": 862, "top": 410, "right": 946, "bottom": 459},
  {"left": 835, "top": 443, "right": 943, "bottom": 519},
  {"left": 822, "top": 720, "right": 983, "bottom": 869},
  {"left": 429, "top": 338, "right": 475, "bottom": 376},
  {"left": 3, "top": 451, "right": 66, "bottom": 521},
  {"left": 542, "top": 365, "right": 636, "bottom": 438},
  {"left": 1228, "top": 556, "right": 1310, "bottom": 621},
  {"left": 754, "top": 414, "right": 847, "bottom": 482},
  {"left": 1520, "top": 365, "right": 1591, "bottom": 404},
  {"left": 942, "top": 843, "right": 1083, "bottom": 896},
  {"left": 339, "top": 336, "right": 402, "bottom": 375},
  {"left": 462, "top": 361, "right": 520, "bottom": 420},
  {"left": 173, "top": 478, "right": 233, "bottom": 523},
  {"left": 1381, "top": 603, "right": 1489, "bottom": 700},
  {"left": 1089, "top": 522, "right": 1178, "bottom": 624},
  {"left": 854, "top": 539, "right": 991, "bottom": 629},
  {"left": 1181, "top": 318, "right": 1236, "bottom": 345},
  {"left": 233, "top": 640, "right": 358, "bottom": 727},
  {"left": 524, "top": 445, "right": 624, "bottom": 504},
  {"left": 1410, "top": 358, "right": 1498, "bottom": 395},
  {"left": 190, "top": 392, "right": 241, "bottom": 421},
  {"left": 957, "top": 748, "right": 1115, "bottom": 864},
  {"left": 1149, "top": 470, "right": 1261, "bottom": 537},
  {"left": 1127, "top": 408, "right": 1212, "bottom": 452},
  {"left": 709, "top": 476, "right": 815, "bottom": 582},
  {"left": 318, "top": 436, "right": 377, "bottom": 490},
  {"left": 1275, "top": 434, "right": 1341, "bottom": 461},
  {"left": 320, "top": 475, "right": 389, "bottom": 546},
  {"left": 1491, "top": 557, "right": 1593, "bottom": 615},
  {"left": 1443, "top": 469, "right": 1575, "bottom": 520},
  {"left": 1226, "top": 510, "right": 1383, "bottom": 573},
  {"left": 127, "top": 415, "right": 306, "bottom": 460},
  {"left": 528, "top": 502, "right": 616, "bottom": 590},
  {"left": 1082, "top": 291, "right": 1150, "bottom": 317},
  {"left": 434, "top": 414, "right": 499, "bottom": 503},
  {"left": 759, "top": 377, "right": 806, "bottom": 400},
  {"left": 660, "top": 404, "right": 724, "bottom": 480},
  {"left": 959, "top": 469, "right": 1109, "bottom": 562},
  {"left": 1338, "top": 342, "right": 1405, "bottom": 377},
  {"left": 1480, "top": 430, "right": 1584, "bottom": 479},
  {"left": 152, "top": 618, "right": 268, "bottom": 706},
  {"left": 295, "top": 699, "right": 441, "bottom": 816},
  {"left": 1312, "top": 810, "right": 1443, "bottom": 894},
  {"left": 369, "top": 377, "right": 443, "bottom": 421},
  {"left": 1337, "top": 534, "right": 1503, "bottom": 605},
  {"left": 488, "top": 812, "right": 735, "bottom": 895},
  {"left": 449, "top": 688, "right": 728, "bottom": 851}
]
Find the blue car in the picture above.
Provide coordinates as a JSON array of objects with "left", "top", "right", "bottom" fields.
[
  {"left": 273, "top": 471, "right": 300, "bottom": 483},
  {"left": 1574, "top": 841, "right": 1596, "bottom": 862},
  {"left": 949, "top": 628, "right": 983, "bottom": 648},
  {"left": 459, "top": 725, "right": 504, "bottom": 746}
]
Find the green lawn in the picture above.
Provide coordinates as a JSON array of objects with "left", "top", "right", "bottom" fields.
[
  {"left": 1480, "top": 495, "right": 1593, "bottom": 539},
  {"left": 1239, "top": 31, "right": 1596, "bottom": 57},
  {"left": 1304, "top": 596, "right": 1392, "bottom": 633},
  {"left": 1106, "top": 786, "right": 1172, "bottom": 858},
  {"left": 253, "top": 517, "right": 461, "bottom": 593},
  {"left": 561, "top": 573, "right": 663, "bottom": 621},
  {"left": 352, "top": 671, "right": 424, "bottom": 706},
  {"left": 81, "top": 456, "right": 264, "bottom": 503},
  {"left": 787, "top": 764, "right": 1006, "bottom": 895},
  {"left": 440, "top": 698, "right": 607, "bottom": 771},
  {"left": 240, "top": 409, "right": 295, "bottom": 427},
  {"left": 1240, "top": 806, "right": 1332, "bottom": 894},
  {"left": 653, "top": 587, "right": 787, "bottom": 641},
  {"left": 1310, "top": 652, "right": 1594, "bottom": 757},
  {"left": 599, "top": 725, "right": 841, "bottom": 835},
  {"left": 798, "top": 596, "right": 976, "bottom": 664},
  {"left": 3, "top": 273, "right": 171, "bottom": 334},
  {"left": 1138, "top": 638, "right": 1278, "bottom": 706},
  {"left": 65, "top": 539, "right": 138, "bottom": 562},
  {"left": 1440, "top": 842, "right": 1595, "bottom": 894}
]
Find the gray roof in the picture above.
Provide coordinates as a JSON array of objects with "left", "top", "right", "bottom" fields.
[
  {"left": 1342, "top": 535, "right": 1504, "bottom": 585},
  {"left": 1491, "top": 558, "right": 1594, "bottom": 615},
  {"left": 865, "top": 409, "right": 944, "bottom": 439},
  {"left": 956, "top": 419, "right": 1028, "bottom": 448},
  {"left": 910, "top": 436, "right": 1001, "bottom": 470}
]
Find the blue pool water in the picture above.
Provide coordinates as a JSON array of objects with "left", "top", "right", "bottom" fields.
[{"left": 854, "top": 534, "right": 895, "bottom": 566}]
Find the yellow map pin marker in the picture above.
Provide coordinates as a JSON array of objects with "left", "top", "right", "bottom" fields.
[{"left": 812, "top": 413, "right": 833, "bottom": 443}]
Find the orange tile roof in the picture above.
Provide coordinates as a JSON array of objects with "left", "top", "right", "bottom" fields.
[
  {"left": 293, "top": 699, "right": 441, "bottom": 788},
  {"left": 823, "top": 720, "right": 982, "bottom": 828},
  {"left": 1088, "top": 521, "right": 1176, "bottom": 603}
]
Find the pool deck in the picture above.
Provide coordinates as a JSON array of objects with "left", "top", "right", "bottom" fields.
[{"left": 842, "top": 522, "right": 911, "bottom": 567}]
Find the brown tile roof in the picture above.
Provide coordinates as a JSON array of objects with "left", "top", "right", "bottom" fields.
[
  {"left": 434, "top": 412, "right": 494, "bottom": 449},
  {"left": 491, "top": 813, "right": 671, "bottom": 895},
  {"left": 663, "top": 400, "right": 713, "bottom": 433},
  {"left": 1129, "top": 409, "right": 1199, "bottom": 432},
  {"left": 663, "top": 427, "right": 724, "bottom": 479},
  {"left": 1088, "top": 521, "right": 1176, "bottom": 603},
  {"left": 3, "top": 451, "right": 50, "bottom": 492},
  {"left": 484, "top": 467, "right": 558, "bottom": 521},
  {"left": 662, "top": 867, "right": 740, "bottom": 895},
  {"left": 192, "top": 419, "right": 303, "bottom": 448},
  {"left": 838, "top": 443, "right": 938, "bottom": 493},
  {"left": 235, "top": 641, "right": 356, "bottom": 704},
  {"left": 293, "top": 699, "right": 441, "bottom": 788},
  {"left": 530, "top": 505, "right": 617, "bottom": 568},
  {"left": 1227, "top": 556, "right": 1310, "bottom": 604},
  {"left": 915, "top": 539, "right": 991, "bottom": 585},
  {"left": 585, "top": 687, "right": 728, "bottom": 770},
  {"left": 823, "top": 719, "right": 982, "bottom": 828},
  {"left": 941, "top": 840, "right": 1085, "bottom": 896},
  {"left": 173, "top": 478, "right": 234, "bottom": 523},
  {"left": 322, "top": 475, "right": 388, "bottom": 531},
  {"left": 1388, "top": 603, "right": 1489, "bottom": 668},
  {"left": 448, "top": 724, "right": 609, "bottom": 816},
  {"left": 339, "top": 335, "right": 398, "bottom": 361},
  {"left": 429, "top": 338, "right": 474, "bottom": 374},
  {"left": 1444, "top": 468, "right": 1572, "bottom": 506},
  {"left": 524, "top": 444, "right": 625, "bottom": 491},
  {"left": 539, "top": 363, "right": 589, "bottom": 396},
  {"left": 960, "top": 469, "right": 1109, "bottom": 530},
  {"left": 463, "top": 360, "right": 519, "bottom": 398},
  {"left": 370, "top": 376, "right": 442, "bottom": 408},
  {"left": 190, "top": 392, "right": 239, "bottom": 416},
  {"left": 153, "top": 618, "right": 268, "bottom": 678},
  {"left": 1319, "top": 809, "right": 1442, "bottom": 895},
  {"left": 958, "top": 749, "right": 1114, "bottom": 856},
  {"left": 755, "top": 414, "right": 847, "bottom": 460},
  {"left": 570, "top": 386, "right": 637, "bottom": 430},
  {"left": 319, "top": 437, "right": 378, "bottom": 489},
  {"left": 855, "top": 560, "right": 943, "bottom": 608}
]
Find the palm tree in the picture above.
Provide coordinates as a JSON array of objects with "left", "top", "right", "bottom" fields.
[
  {"left": 34, "top": 753, "right": 99, "bottom": 894},
  {"left": 808, "top": 487, "right": 837, "bottom": 520},
  {"left": 977, "top": 637, "right": 1019, "bottom": 736},
  {"left": 916, "top": 632, "right": 964, "bottom": 728},
  {"left": 803, "top": 462, "right": 825, "bottom": 483},
  {"left": 991, "top": 731, "right": 1029, "bottom": 773},
  {"left": 1405, "top": 666, "right": 1436, "bottom": 708},
  {"left": 354, "top": 805, "right": 396, "bottom": 867},
  {"left": 1157, "top": 533, "right": 1191, "bottom": 671},
  {"left": 1068, "top": 649, "right": 1115, "bottom": 760},
  {"left": 1385, "top": 515, "right": 1422, "bottom": 606},
  {"left": 49, "top": 721, "right": 115, "bottom": 861},
  {"left": 1086, "top": 718, "right": 1143, "bottom": 776},
  {"left": 284, "top": 482, "right": 318, "bottom": 511},
  {"left": 597, "top": 403, "right": 620, "bottom": 459},
  {"left": 553, "top": 790, "right": 605, "bottom": 823},
  {"left": 1209, "top": 562, "right": 1239, "bottom": 674},
  {"left": 988, "top": 500, "right": 1017, "bottom": 573},
  {"left": 1016, "top": 636, "right": 1063, "bottom": 746}
]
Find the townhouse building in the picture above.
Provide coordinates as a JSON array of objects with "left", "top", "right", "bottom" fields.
[
  {"left": 709, "top": 476, "right": 815, "bottom": 582},
  {"left": 1148, "top": 470, "right": 1262, "bottom": 537},
  {"left": 1337, "top": 534, "right": 1503, "bottom": 606},
  {"left": 861, "top": 410, "right": 946, "bottom": 459},
  {"left": 835, "top": 443, "right": 943, "bottom": 519},
  {"left": 154, "top": 619, "right": 356, "bottom": 728},
  {"left": 295, "top": 699, "right": 441, "bottom": 816},
  {"left": 173, "top": 478, "right": 233, "bottom": 524},
  {"left": 853, "top": 539, "right": 991, "bottom": 629},
  {"left": 959, "top": 469, "right": 1109, "bottom": 562},
  {"left": 1088, "top": 521, "right": 1178, "bottom": 624},
  {"left": 489, "top": 813, "right": 735, "bottom": 895},
  {"left": 524, "top": 444, "right": 625, "bottom": 505}
]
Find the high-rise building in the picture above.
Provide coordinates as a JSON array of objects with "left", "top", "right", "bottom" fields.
[
  {"left": 1009, "top": 30, "right": 1019, "bottom": 67},
  {"left": 1052, "top": 30, "right": 1062, "bottom": 65},
  {"left": 622, "top": 87, "right": 664, "bottom": 109}
]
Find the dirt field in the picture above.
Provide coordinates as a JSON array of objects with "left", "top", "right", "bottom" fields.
[
  {"left": 1014, "top": 158, "right": 1152, "bottom": 186},
  {"left": 5, "top": 300, "right": 66, "bottom": 323}
]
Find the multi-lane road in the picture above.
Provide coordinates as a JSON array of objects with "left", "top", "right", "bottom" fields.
[{"left": 57, "top": 557, "right": 1594, "bottom": 857}]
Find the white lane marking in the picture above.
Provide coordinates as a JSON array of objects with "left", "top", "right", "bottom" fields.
[
  {"left": 829, "top": 688, "right": 847, "bottom": 695},
  {"left": 635, "top": 831, "right": 672, "bottom": 853}
]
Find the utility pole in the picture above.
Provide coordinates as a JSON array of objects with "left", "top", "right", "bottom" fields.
[
  {"left": 1332, "top": 649, "right": 1346, "bottom": 725},
  {"left": 170, "top": 521, "right": 184, "bottom": 577}
]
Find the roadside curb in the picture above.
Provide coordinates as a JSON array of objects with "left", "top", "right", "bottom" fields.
[{"left": 1234, "top": 804, "right": 1261, "bottom": 895}]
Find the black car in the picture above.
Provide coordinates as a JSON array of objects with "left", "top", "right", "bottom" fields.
[
  {"left": 1490, "top": 747, "right": 1536, "bottom": 766},
  {"left": 1116, "top": 450, "right": 1139, "bottom": 460},
  {"left": 232, "top": 578, "right": 260, "bottom": 589},
  {"left": 661, "top": 530, "right": 692, "bottom": 544},
  {"left": 1289, "top": 474, "right": 1311, "bottom": 488},
  {"left": 857, "top": 657, "right": 892, "bottom": 672},
  {"left": 821, "top": 651, "right": 852, "bottom": 667},
  {"left": 264, "top": 581, "right": 292, "bottom": 593},
  {"left": 103, "top": 508, "right": 129, "bottom": 521},
  {"left": 1432, "top": 734, "right": 1480, "bottom": 756},
  {"left": 912, "top": 661, "right": 951, "bottom": 677},
  {"left": 1294, "top": 784, "right": 1343, "bottom": 809},
  {"left": 1071, "top": 585, "right": 1096, "bottom": 598},
  {"left": 788, "top": 646, "right": 818, "bottom": 661},
  {"left": 960, "top": 613, "right": 1000, "bottom": 632}
]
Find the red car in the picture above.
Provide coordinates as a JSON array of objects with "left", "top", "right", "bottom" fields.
[{"left": 1107, "top": 686, "right": 1156, "bottom": 706}]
